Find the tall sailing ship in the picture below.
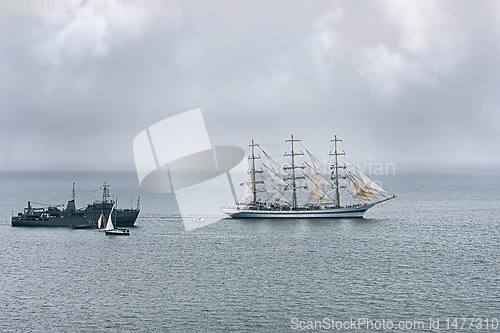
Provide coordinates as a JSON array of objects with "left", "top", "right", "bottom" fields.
[{"left": 222, "top": 135, "right": 396, "bottom": 218}]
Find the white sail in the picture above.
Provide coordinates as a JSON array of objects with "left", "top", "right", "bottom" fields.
[
  {"left": 304, "top": 175, "right": 334, "bottom": 201},
  {"left": 105, "top": 205, "right": 115, "bottom": 231},
  {"left": 349, "top": 173, "right": 377, "bottom": 198},
  {"left": 305, "top": 162, "right": 333, "bottom": 186},
  {"left": 263, "top": 177, "right": 291, "bottom": 204},
  {"left": 97, "top": 213, "right": 104, "bottom": 229},
  {"left": 239, "top": 181, "right": 254, "bottom": 203},
  {"left": 306, "top": 149, "right": 331, "bottom": 175},
  {"left": 262, "top": 150, "right": 289, "bottom": 176},
  {"left": 355, "top": 167, "right": 388, "bottom": 195},
  {"left": 263, "top": 163, "right": 289, "bottom": 187},
  {"left": 347, "top": 173, "right": 370, "bottom": 201}
]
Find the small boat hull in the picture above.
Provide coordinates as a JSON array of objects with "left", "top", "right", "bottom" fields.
[
  {"left": 105, "top": 228, "right": 130, "bottom": 235},
  {"left": 222, "top": 205, "right": 371, "bottom": 218}
]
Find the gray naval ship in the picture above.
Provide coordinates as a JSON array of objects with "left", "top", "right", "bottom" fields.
[
  {"left": 84, "top": 182, "right": 140, "bottom": 228},
  {"left": 11, "top": 183, "right": 140, "bottom": 228},
  {"left": 11, "top": 185, "right": 95, "bottom": 228}
]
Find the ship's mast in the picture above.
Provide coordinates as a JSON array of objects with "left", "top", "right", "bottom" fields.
[
  {"left": 71, "top": 183, "right": 76, "bottom": 201},
  {"left": 329, "top": 135, "right": 346, "bottom": 206},
  {"left": 285, "top": 135, "right": 304, "bottom": 209},
  {"left": 248, "top": 139, "right": 262, "bottom": 205},
  {"left": 102, "top": 182, "right": 111, "bottom": 203}
]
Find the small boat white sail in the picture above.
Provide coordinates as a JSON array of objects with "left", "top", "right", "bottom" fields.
[
  {"left": 97, "top": 212, "right": 104, "bottom": 229},
  {"left": 104, "top": 204, "right": 130, "bottom": 235},
  {"left": 222, "top": 135, "right": 396, "bottom": 218}
]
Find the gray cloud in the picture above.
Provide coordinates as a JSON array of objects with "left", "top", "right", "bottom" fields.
[{"left": 1, "top": 0, "right": 499, "bottom": 169}]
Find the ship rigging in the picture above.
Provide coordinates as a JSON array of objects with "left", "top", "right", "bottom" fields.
[{"left": 222, "top": 135, "right": 396, "bottom": 218}]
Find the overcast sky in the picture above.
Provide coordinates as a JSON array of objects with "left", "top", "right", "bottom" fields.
[{"left": 1, "top": 0, "right": 499, "bottom": 169}]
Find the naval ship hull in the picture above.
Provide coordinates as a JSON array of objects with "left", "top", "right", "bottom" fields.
[
  {"left": 11, "top": 216, "right": 95, "bottom": 228},
  {"left": 11, "top": 199, "right": 96, "bottom": 228},
  {"left": 114, "top": 210, "right": 140, "bottom": 227},
  {"left": 85, "top": 205, "right": 140, "bottom": 227}
]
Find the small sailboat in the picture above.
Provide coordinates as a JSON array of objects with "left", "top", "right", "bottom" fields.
[{"left": 104, "top": 204, "right": 130, "bottom": 235}]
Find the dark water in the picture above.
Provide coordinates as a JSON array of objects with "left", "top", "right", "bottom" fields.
[{"left": 0, "top": 167, "right": 499, "bottom": 332}]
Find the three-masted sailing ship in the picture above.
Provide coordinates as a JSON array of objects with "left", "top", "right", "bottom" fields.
[{"left": 222, "top": 135, "right": 396, "bottom": 218}]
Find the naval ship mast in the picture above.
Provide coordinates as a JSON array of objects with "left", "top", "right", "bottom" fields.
[
  {"left": 329, "top": 135, "right": 346, "bottom": 207},
  {"left": 284, "top": 135, "right": 305, "bottom": 209},
  {"left": 101, "top": 182, "right": 111, "bottom": 203}
]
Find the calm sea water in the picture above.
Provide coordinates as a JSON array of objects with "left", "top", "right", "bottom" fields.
[{"left": 0, "top": 167, "right": 499, "bottom": 332}]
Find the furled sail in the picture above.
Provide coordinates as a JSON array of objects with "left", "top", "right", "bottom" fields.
[
  {"left": 262, "top": 150, "right": 289, "bottom": 176},
  {"left": 239, "top": 181, "right": 254, "bottom": 203},
  {"left": 306, "top": 149, "right": 331, "bottom": 175},
  {"left": 105, "top": 204, "right": 115, "bottom": 231},
  {"left": 305, "top": 162, "right": 333, "bottom": 186},
  {"left": 263, "top": 177, "right": 291, "bottom": 204},
  {"left": 347, "top": 173, "right": 370, "bottom": 201},
  {"left": 263, "top": 163, "right": 289, "bottom": 187},
  {"left": 304, "top": 175, "right": 334, "bottom": 201},
  {"left": 355, "top": 167, "right": 388, "bottom": 196}
]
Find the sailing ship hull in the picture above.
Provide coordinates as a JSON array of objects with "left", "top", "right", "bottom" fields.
[{"left": 222, "top": 205, "right": 371, "bottom": 218}]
